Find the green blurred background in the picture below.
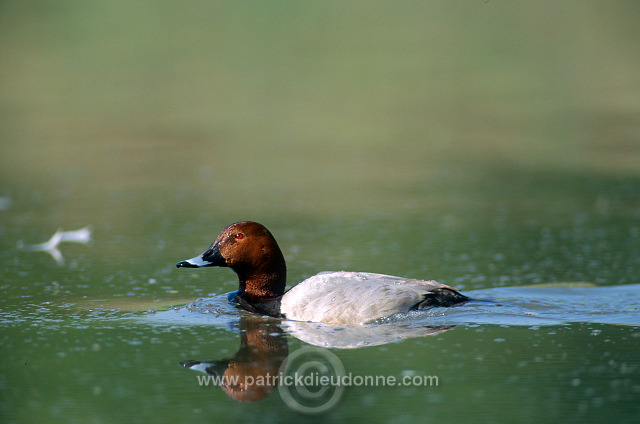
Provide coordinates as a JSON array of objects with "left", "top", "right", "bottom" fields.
[
  {"left": 1, "top": 1, "right": 640, "bottom": 423},
  {"left": 2, "top": 0, "right": 639, "bottom": 220}
]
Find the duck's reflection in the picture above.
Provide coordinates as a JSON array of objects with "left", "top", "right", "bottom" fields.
[
  {"left": 282, "top": 321, "right": 454, "bottom": 349},
  {"left": 181, "top": 317, "right": 288, "bottom": 402},
  {"left": 180, "top": 315, "right": 456, "bottom": 402}
]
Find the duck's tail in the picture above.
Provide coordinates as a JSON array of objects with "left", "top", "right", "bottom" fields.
[{"left": 412, "top": 288, "right": 470, "bottom": 309}]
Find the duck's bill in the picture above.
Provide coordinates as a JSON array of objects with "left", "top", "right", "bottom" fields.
[
  {"left": 176, "top": 243, "right": 225, "bottom": 268},
  {"left": 176, "top": 255, "right": 213, "bottom": 268}
]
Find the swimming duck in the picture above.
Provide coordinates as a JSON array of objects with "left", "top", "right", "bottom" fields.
[{"left": 176, "top": 221, "right": 468, "bottom": 324}]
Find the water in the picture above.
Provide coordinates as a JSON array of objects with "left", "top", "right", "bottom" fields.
[{"left": 2, "top": 1, "right": 640, "bottom": 423}]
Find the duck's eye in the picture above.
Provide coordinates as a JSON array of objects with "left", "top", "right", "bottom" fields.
[{"left": 235, "top": 233, "right": 244, "bottom": 240}]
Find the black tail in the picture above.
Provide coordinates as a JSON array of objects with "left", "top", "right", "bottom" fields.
[{"left": 411, "top": 288, "right": 470, "bottom": 309}]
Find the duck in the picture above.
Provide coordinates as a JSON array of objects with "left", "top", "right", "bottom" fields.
[{"left": 176, "top": 221, "right": 469, "bottom": 324}]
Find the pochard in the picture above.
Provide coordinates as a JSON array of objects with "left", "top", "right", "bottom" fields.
[{"left": 176, "top": 221, "right": 468, "bottom": 324}]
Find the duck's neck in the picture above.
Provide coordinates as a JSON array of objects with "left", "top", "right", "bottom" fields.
[{"left": 235, "top": 254, "right": 287, "bottom": 302}]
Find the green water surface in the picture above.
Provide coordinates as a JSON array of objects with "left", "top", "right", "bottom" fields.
[{"left": 2, "top": 1, "right": 640, "bottom": 423}]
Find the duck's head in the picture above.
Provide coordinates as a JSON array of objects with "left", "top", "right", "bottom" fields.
[{"left": 176, "top": 221, "right": 287, "bottom": 299}]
